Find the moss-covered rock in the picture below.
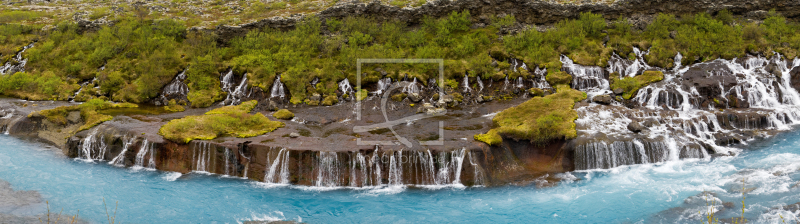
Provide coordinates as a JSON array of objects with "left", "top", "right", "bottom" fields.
[
  {"left": 273, "top": 109, "right": 294, "bottom": 120},
  {"left": 159, "top": 100, "right": 284, "bottom": 143},
  {"left": 164, "top": 99, "right": 186, "bottom": 112},
  {"left": 546, "top": 71, "right": 572, "bottom": 86},
  {"left": 474, "top": 129, "right": 502, "bottom": 146},
  {"left": 391, "top": 93, "right": 407, "bottom": 102},
  {"left": 33, "top": 99, "right": 137, "bottom": 133},
  {"left": 610, "top": 70, "right": 664, "bottom": 99},
  {"left": 321, "top": 95, "right": 339, "bottom": 106},
  {"left": 475, "top": 85, "right": 586, "bottom": 145},
  {"left": 529, "top": 88, "right": 545, "bottom": 97}
]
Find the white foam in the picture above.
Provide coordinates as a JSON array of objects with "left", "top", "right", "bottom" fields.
[{"left": 162, "top": 172, "right": 182, "bottom": 181}]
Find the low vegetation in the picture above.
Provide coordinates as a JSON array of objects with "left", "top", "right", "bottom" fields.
[
  {"left": 0, "top": 7, "right": 799, "bottom": 109},
  {"left": 32, "top": 99, "right": 137, "bottom": 132},
  {"left": 273, "top": 109, "right": 294, "bottom": 120},
  {"left": 609, "top": 70, "right": 664, "bottom": 99},
  {"left": 158, "top": 100, "right": 284, "bottom": 143},
  {"left": 475, "top": 85, "right": 586, "bottom": 145}
]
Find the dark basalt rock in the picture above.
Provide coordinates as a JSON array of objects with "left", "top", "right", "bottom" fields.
[
  {"left": 592, "top": 95, "right": 613, "bottom": 105},
  {"left": 627, "top": 121, "right": 646, "bottom": 133}
]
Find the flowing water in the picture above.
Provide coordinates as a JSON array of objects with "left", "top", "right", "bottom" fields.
[{"left": 1, "top": 133, "right": 799, "bottom": 223}]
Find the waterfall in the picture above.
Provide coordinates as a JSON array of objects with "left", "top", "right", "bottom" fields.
[
  {"left": 375, "top": 77, "right": 392, "bottom": 95},
  {"left": 223, "top": 147, "right": 238, "bottom": 176},
  {"left": 316, "top": 151, "right": 341, "bottom": 187},
  {"left": 387, "top": 151, "right": 403, "bottom": 186},
  {"left": 109, "top": 137, "right": 135, "bottom": 166},
  {"left": 532, "top": 66, "right": 551, "bottom": 89},
  {"left": 264, "top": 148, "right": 291, "bottom": 184},
  {"left": 574, "top": 51, "right": 800, "bottom": 170},
  {"left": 339, "top": 78, "right": 354, "bottom": 98},
  {"left": 193, "top": 141, "right": 212, "bottom": 173},
  {"left": 561, "top": 55, "right": 609, "bottom": 98},
  {"left": 221, "top": 71, "right": 251, "bottom": 105},
  {"left": 607, "top": 47, "right": 653, "bottom": 78},
  {"left": 0, "top": 42, "right": 33, "bottom": 75},
  {"left": 270, "top": 75, "right": 286, "bottom": 99},
  {"left": 134, "top": 139, "right": 155, "bottom": 169},
  {"left": 467, "top": 151, "right": 485, "bottom": 186},
  {"left": 70, "top": 78, "right": 97, "bottom": 102},
  {"left": 402, "top": 77, "right": 420, "bottom": 95},
  {"left": 462, "top": 74, "right": 472, "bottom": 93},
  {"left": 156, "top": 69, "right": 189, "bottom": 105},
  {"left": 476, "top": 76, "right": 485, "bottom": 92},
  {"left": 78, "top": 128, "right": 108, "bottom": 161}
]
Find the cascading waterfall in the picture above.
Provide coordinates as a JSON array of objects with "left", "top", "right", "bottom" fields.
[
  {"left": 574, "top": 51, "right": 800, "bottom": 170},
  {"left": 561, "top": 55, "right": 609, "bottom": 98},
  {"left": 607, "top": 47, "right": 652, "bottom": 78},
  {"left": 316, "top": 151, "right": 341, "bottom": 187},
  {"left": 78, "top": 128, "right": 108, "bottom": 161},
  {"left": 109, "top": 136, "right": 135, "bottom": 166},
  {"left": 254, "top": 147, "right": 477, "bottom": 188},
  {"left": 461, "top": 74, "right": 472, "bottom": 93},
  {"left": 0, "top": 42, "right": 33, "bottom": 75},
  {"left": 532, "top": 66, "right": 551, "bottom": 89},
  {"left": 223, "top": 147, "right": 238, "bottom": 176},
  {"left": 270, "top": 75, "right": 286, "bottom": 99},
  {"left": 70, "top": 78, "right": 97, "bottom": 102},
  {"left": 375, "top": 77, "right": 393, "bottom": 96},
  {"left": 193, "top": 141, "right": 212, "bottom": 173},
  {"left": 339, "top": 78, "right": 354, "bottom": 98},
  {"left": 134, "top": 139, "right": 155, "bottom": 169},
  {"left": 156, "top": 69, "right": 189, "bottom": 105},
  {"left": 221, "top": 70, "right": 252, "bottom": 105},
  {"left": 264, "top": 148, "right": 291, "bottom": 184}
]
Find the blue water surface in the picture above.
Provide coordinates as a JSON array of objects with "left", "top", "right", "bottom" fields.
[{"left": 0, "top": 133, "right": 798, "bottom": 223}]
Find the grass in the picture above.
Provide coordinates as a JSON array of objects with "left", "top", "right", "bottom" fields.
[
  {"left": 159, "top": 100, "right": 284, "bottom": 143},
  {"left": 609, "top": 70, "right": 664, "bottom": 99},
  {"left": 273, "top": 109, "right": 294, "bottom": 120},
  {"left": 475, "top": 85, "right": 586, "bottom": 145}
]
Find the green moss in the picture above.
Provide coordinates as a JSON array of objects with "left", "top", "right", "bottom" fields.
[
  {"left": 273, "top": 109, "right": 294, "bottom": 120},
  {"left": 474, "top": 129, "right": 502, "bottom": 146},
  {"left": 34, "top": 99, "right": 137, "bottom": 132},
  {"left": 452, "top": 92, "right": 464, "bottom": 102},
  {"left": 529, "top": 88, "right": 544, "bottom": 97},
  {"left": 205, "top": 100, "right": 257, "bottom": 115},
  {"left": 356, "top": 88, "right": 369, "bottom": 101},
  {"left": 321, "top": 95, "right": 339, "bottom": 106},
  {"left": 159, "top": 102, "right": 284, "bottom": 143},
  {"left": 391, "top": 93, "right": 407, "bottom": 102},
  {"left": 476, "top": 85, "right": 586, "bottom": 145},
  {"left": 610, "top": 70, "right": 664, "bottom": 99},
  {"left": 164, "top": 99, "right": 186, "bottom": 112},
  {"left": 546, "top": 71, "right": 572, "bottom": 86}
]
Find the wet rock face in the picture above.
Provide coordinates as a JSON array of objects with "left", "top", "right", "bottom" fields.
[{"left": 681, "top": 61, "right": 739, "bottom": 107}]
